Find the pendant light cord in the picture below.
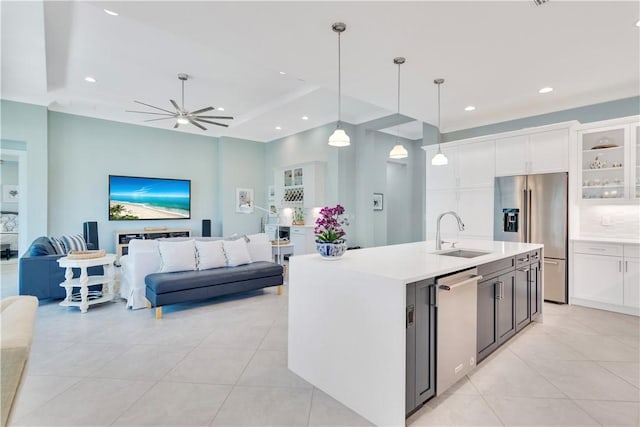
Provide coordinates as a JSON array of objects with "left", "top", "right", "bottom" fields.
[
  {"left": 181, "top": 79, "right": 185, "bottom": 111},
  {"left": 337, "top": 30, "right": 342, "bottom": 129},
  {"left": 437, "top": 82, "right": 441, "bottom": 147},
  {"left": 396, "top": 61, "right": 401, "bottom": 142}
]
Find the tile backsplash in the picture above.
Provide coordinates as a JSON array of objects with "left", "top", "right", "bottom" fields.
[{"left": 579, "top": 204, "right": 640, "bottom": 240}]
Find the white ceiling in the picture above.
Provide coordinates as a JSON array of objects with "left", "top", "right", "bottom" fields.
[{"left": 2, "top": 1, "right": 639, "bottom": 142}]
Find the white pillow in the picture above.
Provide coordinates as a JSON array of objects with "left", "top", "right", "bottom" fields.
[
  {"left": 246, "top": 233, "right": 273, "bottom": 263},
  {"left": 195, "top": 240, "right": 227, "bottom": 270},
  {"left": 222, "top": 238, "right": 252, "bottom": 267},
  {"left": 158, "top": 240, "right": 196, "bottom": 273}
]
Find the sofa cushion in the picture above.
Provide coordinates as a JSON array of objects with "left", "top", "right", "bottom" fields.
[
  {"left": 60, "top": 234, "right": 88, "bottom": 253},
  {"left": 246, "top": 233, "right": 272, "bottom": 263},
  {"left": 47, "top": 237, "right": 66, "bottom": 255},
  {"left": 146, "top": 261, "right": 283, "bottom": 294},
  {"left": 223, "top": 238, "right": 251, "bottom": 267},
  {"left": 195, "top": 240, "right": 226, "bottom": 270},
  {"left": 158, "top": 240, "right": 196, "bottom": 273},
  {"left": 28, "top": 237, "right": 58, "bottom": 256}
]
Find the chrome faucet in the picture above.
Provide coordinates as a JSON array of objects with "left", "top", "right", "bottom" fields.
[{"left": 435, "top": 211, "right": 465, "bottom": 250}]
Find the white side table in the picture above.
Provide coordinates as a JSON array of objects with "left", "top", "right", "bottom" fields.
[
  {"left": 272, "top": 243, "right": 294, "bottom": 265},
  {"left": 57, "top": 254, "right": 117, "bottom": 313}
]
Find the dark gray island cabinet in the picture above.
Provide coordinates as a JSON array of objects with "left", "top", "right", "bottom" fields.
[{"left": 477, "top": 248, "right": 542, "bottom": 363}]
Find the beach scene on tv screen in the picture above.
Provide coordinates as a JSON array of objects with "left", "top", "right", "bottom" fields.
[{"left": 109, "top": 176, "right": 190, "bottom": 220}]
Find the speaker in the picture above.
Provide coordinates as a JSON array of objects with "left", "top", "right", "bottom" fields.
[
  {"left": 83, "top": 221, "right": 99, "bottom": 250},
  {"left": 202, "top": 219, "right": 211, "bottom": 237}
]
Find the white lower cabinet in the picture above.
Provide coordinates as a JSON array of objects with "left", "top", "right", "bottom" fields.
[
  {"left": 572, "top": 241, "right": 639, "bottom": 315},
  {"left": 623, "top": 250, "right": 640, "bottom": 308},
  {"left": 573, "top": 253, "right": 623, "bottom": 305},
  {"left": 290, "top": 226, "right": 316, "bottom": 255}
]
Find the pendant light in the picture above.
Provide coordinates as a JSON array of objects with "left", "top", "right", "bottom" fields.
[
  {"left": 431, "top": 78, "right": 448, "bottom": 166},
  {"left": 328, "top": 22, "right": 350, "bottom": 147},
  {"left": 389, "top": 57, "right": 408, "bottom": 160}
]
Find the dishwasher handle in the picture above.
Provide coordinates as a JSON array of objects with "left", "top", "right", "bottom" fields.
[{"left": 438, "top": 274, "right": 483, "bottom": 291}]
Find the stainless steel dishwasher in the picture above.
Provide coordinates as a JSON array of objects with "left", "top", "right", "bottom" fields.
[{"left": 436, "top": 267, "right": 482, "bottom": 395}]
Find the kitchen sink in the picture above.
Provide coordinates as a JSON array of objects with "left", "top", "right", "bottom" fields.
[{"left": 436, "top": 249, "right": 491, "bottom": 258}]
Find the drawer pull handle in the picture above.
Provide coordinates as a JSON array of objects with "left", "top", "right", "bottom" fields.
[
  {"left": 544, "top": 260, "right": 559, "bottom": 265},
  {"left": 588, "top": 247, "right": 606, "bottom": 251}
]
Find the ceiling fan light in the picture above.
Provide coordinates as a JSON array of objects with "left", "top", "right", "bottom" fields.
[
  {"left": 176, "top": 117, "right": 189, "bottom": 125},
  {"left": 431, "top": 150, "right": 448, "bottom": 166},
  {"left": 328, "top": 128, "right": 350, "bottom": 147},
  {"left": 389, "top": 144, "right": 408, "bottom": 159}
]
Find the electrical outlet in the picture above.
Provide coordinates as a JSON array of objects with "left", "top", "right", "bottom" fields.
[{"left": 601, "top": 215, "right": 613, "bottom": 226}]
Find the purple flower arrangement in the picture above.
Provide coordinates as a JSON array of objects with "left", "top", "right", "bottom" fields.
[{"left": 314, "top": 204, "right": 349, "bottom": 243}]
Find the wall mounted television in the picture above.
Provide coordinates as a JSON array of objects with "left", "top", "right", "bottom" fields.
[{"left": 109, "top": 175, "right": 191, "bottom": 221}]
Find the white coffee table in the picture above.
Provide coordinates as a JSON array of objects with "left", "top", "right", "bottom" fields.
[{"left": 57, "top": 254, "right": 117, "bottom": 313}]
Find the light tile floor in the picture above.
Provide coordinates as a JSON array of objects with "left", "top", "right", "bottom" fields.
[{"left": 3, "top": 265, "right": 639, "bottom": 427}]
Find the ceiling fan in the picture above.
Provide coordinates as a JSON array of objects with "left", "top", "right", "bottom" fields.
[{"left": 127, "top": 73, "right": 233, "bottom": 130}]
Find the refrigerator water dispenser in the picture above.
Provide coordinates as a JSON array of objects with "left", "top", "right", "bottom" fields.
[{"left": 502, "top": 208, "right": 519, "bottom": 232}]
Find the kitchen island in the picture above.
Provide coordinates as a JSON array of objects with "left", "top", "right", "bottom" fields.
[{"left": 288, "top": 239, "right": 543, "bottom": 427}]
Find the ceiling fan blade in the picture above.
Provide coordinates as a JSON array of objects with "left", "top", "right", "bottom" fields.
[
  {"left": 190, "top": 106, "right": 215, "bottom": 115},
  {"left": 126, "top": 110, "right": 175, "bottom": 116},
  {"left": 170, "top": 99, "right": 180, "bottom": 111},
  {"left": 195, "top": 115, "right": 234, "bottom": 120},
  {"left": 134, "top": 100, "right": 176, "bottom": 114},
  {"left": 193, "top": 117, "right": 229, "bottom": 128},
  {"left": 188, "top": 119, "right": 207, "bottom": 131},
  {"left": 144, "top": 117, "right": 175, "bottom": 122},
  {"left": 174, "top": 123, "right": 179, "bottom": 129}
]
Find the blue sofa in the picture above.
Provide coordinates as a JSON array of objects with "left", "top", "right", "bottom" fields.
[{"left": 19, "top": 237, "right": 102, "bottom": 300}]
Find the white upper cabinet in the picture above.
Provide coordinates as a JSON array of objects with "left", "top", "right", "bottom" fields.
[
  {"left": 495, "top": 135, "right": 529, "bottom": 176},
  {"left": 577, "top": 117, "right": 639, "bottom": 203},
  {"left": 632, "top": 123, "right": 640, "bottom": 201},
  {"left": 274, "top": 161, "right": 325, "bottom": 209},
  {"left": 495, "top": 128, "right": 569, "bottom": 176},
  {"left": 425, "top": 140, "right": 494, "bottom": 189},
  {"left": 457, "top": 140, "right": 496, "bottom": 188},
  {"left": 529, "top": 129, "right": 570, "bottom": 174}
]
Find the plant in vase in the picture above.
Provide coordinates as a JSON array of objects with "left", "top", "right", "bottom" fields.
[
  {"left": 314, "top": 204, "right": 349, "bottom": 258},
  {"left": 292, "top": 207, "right": 305, "bottom": 225}
]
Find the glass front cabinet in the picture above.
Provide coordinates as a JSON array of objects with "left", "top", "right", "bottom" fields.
[{"left": 578, "top": 118, "right": 640, "bottom": 203}]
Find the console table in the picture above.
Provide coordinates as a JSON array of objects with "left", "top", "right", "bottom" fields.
[
  {"left": 57, "top": 254, "right": 116, "bottom": 313},
  {"left": 115, "top": 228, "right": 191, "bottom": 258}
]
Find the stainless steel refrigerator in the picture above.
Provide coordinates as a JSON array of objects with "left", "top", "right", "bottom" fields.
[{"left": 494, "top": 173, "right": 568, "bottom": 303}]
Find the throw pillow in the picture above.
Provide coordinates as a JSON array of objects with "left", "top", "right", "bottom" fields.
[
  {"left": 158, "top": 239, "right": 196, "bottom": 273},
  {"left": 29, "top": 236, "right": 58, "bottom": 256},
  {"left": 195, "top": 240, "right": 226, "bottom": 270},
  {"left": 246, "top": 233, "right": 273, "bottom": 263},
  {"left": 222, "top": 238, "right": 252, "bottom": 267},
  {"left": 48, "top": 237, "right": 66, "bottom": 255},
  {"left": 60, "top": 234, "right": 88, "bottom": 253}
]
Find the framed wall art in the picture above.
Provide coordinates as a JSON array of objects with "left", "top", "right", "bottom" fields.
[
  {"left": 373, "top": 193, "right": 383, "bottom": 211},
  {"left": 236, "top": 188, "right": 254, "bottom": 213}
]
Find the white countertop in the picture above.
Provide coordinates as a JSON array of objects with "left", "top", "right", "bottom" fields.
[
  {"left": 571, "top": 236, "right": 640, "bottom": 245},
  {"left": 291, "top": 239, "right": 543, "bottom": 283}
]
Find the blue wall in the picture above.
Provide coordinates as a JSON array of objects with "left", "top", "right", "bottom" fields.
[{"left": 442, "top": 96, "right": 640, "bottom": 142}]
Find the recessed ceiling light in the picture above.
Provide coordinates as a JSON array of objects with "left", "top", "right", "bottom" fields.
[
  {"left": 279, "top": 71, "right": 286, "bottom": 75},
  {"left": 301, "top": 116, "right": 309, "bottom": 120},
  {"left": 464, "top": 106, "right": 476, "bottom": 111},
  {"left": 217, "top": 107, "right": 225, "bottom": 111},
  {"left": 538, "top": 87, "right": 554, "bottom": 94},
  {"left": 275, "top": 126, "right": 282, "bottom": 130},
  {"left": 636, "top": 19, "right": 640, "bottom": 27},
  {"left": 103, "top": 9, "right": 118, "bottom": 16},
  {"left": 84, "top": 76, "right": 96, "bottom": 83}
]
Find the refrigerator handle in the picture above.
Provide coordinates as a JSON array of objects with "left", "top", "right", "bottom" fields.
[
  {"left": 528, "top": 189, "right": 532, "bottom": 243},
  {"left": 522, "top": 188, "right": 528, "bottom": 243}
]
